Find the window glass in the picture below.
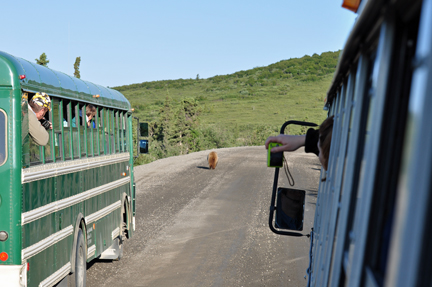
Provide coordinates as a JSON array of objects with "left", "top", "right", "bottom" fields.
[
  {"left": 53, "top": 98, "right": 62, "bottom": 161},
  {"left": 120, "top": 112, "right": 125, "bottom": 152},
  {"left": 0, "top": 110, "right": 7, "bottom": 166},
  {"left": 28, "top": 93, "right": 43, "bottom": 166},
  {"left": 95, "top": 107, "right": 100, "bottom": 155},
  {"left": 125, "top": 114, "right": 130, "bottom": 152},
  {"left": 99, "top": 108, "right": 105, "bottom": 155},
  {"left": 110, "top": 110, "right": 115, "bottom": 153},
  {"left": 64, "top": 101, "right": 72, "bottom": 160},
  {"left": 80, "top": 105, "right": 86, "bottom": 157},
  {"left": 115, "top": 111, "right": 120, "bottom": 153},
  {"left": 44, "top": 108, "right": 54, "bottom": 163},
  {"left": 105, "top": 109, "right": 110, "bottom": 154},
  {"left": 72, "top": 103, "right": 80, "bottom": 159},
  {"left": 87, "top": 109, "right": 93, "bottom": 157}
]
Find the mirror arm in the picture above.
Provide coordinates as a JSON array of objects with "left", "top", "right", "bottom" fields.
[{"left": 268, "top": 120, "right": 318, "bottom": 238}]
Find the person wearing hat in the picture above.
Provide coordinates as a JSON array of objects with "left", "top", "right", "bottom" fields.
[{"left": 28, "top": 92, "right": 52, "bottom": 146}]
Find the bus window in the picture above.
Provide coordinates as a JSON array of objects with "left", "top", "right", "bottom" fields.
[
  {"left": 120, "top": 112, "right": 125, "bottom": 152},
  {"left": 44, "top": 107, "right": 54, "bottom": 163},
  {"left": 105, "top": 108, "right": 111, "bottom": 154},
  {"left": 95, "top": 107, "right": 101, "bottom": 155},
  {"left": 115, "top": 111, "right": 120, "bottom": 153},
  {"left": 53, "top": 98, "right": 62, "bottom": 161},
  {"left": 125, "top": 114, "right": 130, "bottom": 152},
  {"left": 79, "top": 104, "right": 86, "bottom": 157},
  {"left": 86, "top": 105, "right": 93, "bottom": 157},
  {"left": 110, "top": 109, "right": 115, "bottom": 153},
  {"left": 28, "top": 95, "right": 42, "bottom": 165},
  {"left": 71, "top": 103, "right": 80, "bottom": 159},
  {"left": 99, "top": 108, "right": 105, "bottom": 155},
  {"left": 64, "top": 101, "right": 72, "bottom": 160},
  {"left": 0, "top": 109, "right": 6, "bottom": 166}
]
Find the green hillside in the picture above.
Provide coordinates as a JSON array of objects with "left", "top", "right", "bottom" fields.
[{"left": 114, "top": 51, "right": 339, "bottom": 164}]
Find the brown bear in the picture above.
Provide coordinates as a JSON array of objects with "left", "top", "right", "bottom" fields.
[{"left": 208, "top": 151, "right": 218, "bottom": 170}]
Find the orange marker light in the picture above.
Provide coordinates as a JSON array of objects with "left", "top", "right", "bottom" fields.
[
  {"left": 0, "top": 252, "right": 8, "bottom": 261},
  {"left": 93, "top": 94, "right": 100, "bottom": 98},
  {"left": 342, "top": 0, "right": 361, "bottom": 12},
  {"left": 121, "top": 172, "right": 127, "bottom": 177},
  {"left": 93, "top": 223, "right": 96, "bottom": 229}
]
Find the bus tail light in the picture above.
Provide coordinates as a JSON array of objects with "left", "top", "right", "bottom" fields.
[
  {"left": 19, "top": 75, "right": 26, "bottom": 80},
  {"left": 0, "top": 252, "right": 8, "bottom": 261}
]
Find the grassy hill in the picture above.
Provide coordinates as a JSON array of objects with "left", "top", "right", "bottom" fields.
[{"left": 114, "top": 51, "right": 339, "bottom": 163}]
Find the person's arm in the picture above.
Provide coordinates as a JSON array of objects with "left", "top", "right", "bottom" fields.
[
  {"left": 265, "top": 127, "right": 320, "bottom": 156},
  {"left": 28, "top": 109, "right": 49, "bottom": 146},
  {"left": 265, "top": 134, "right": 306, "bottom": 153}
]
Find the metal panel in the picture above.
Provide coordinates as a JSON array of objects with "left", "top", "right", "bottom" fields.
[
  {"left": 312, "top": 90, "right": 343, "bottom": 286},
  {"left": 322, "top": 69, "right": 356, "bottom": 286},
  {"left": 385, "top": 0, "right": 432, "bottom": 285},
  {"left": 315, "top": 86, "right": 345, "bottom": 286},
  {"left": 347, "top": 13, "right": 395, "bottom": 287},
  {"left": 329, "top": 53, "right": 370, "bottom": 287}
]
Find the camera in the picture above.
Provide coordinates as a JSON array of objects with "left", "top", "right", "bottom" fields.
[
  {"left": 39, "top": 118, "right": 51, "bottom": 130},
  {"left": 267, "top": 142, "right": 283, "bottom": 168}
]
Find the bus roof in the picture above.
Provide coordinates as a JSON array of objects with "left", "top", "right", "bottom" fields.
[
  {"left": 326, "top": 0, "right": 383, "bottom": 108},
  {"left": 0, "top": 51, "right": 131, "bottom": 111}
]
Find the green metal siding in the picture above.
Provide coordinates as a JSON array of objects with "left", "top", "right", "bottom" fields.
[{"left": 0, "top": 54, "right": 23, "bottom": 265}]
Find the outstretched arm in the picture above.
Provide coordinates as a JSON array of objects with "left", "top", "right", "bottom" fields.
[{"left": 265, "top": 134, "right": 306, "bottom": 153}]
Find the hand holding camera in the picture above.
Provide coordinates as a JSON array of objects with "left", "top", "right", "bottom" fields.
[{"left": 39, "top": 118, "right": 52, "bottom": 130}]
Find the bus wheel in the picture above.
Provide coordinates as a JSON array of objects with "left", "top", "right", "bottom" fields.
[{"left": 69, "top": 229, "right": 86, "bottom": 287}]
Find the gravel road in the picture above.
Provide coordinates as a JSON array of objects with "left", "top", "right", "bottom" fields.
[{"left": 86, "top": 146, "right": 321, "bottom": 287}]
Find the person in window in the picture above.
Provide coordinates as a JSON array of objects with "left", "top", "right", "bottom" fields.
[
  {"left": 265, "top": 116, "right": 334, "bottom": 170},
  {"left": 71, "top": 105, "right": 97, "bottom": 128},
  {"left": 28, "top": 92, "right": 52, "bottom": 146}
]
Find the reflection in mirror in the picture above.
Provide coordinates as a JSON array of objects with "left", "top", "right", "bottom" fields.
[
  {"left": 275, "top": 188, "right": 305, "bottom": 231},
  {"left": 140, "top": 123, "right": 148, "bottom": 137},
  {"left": 139, "top": 139, "right": 148, "bottom": 154}
]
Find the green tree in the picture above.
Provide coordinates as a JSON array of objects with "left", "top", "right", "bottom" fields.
[
  {"left": 150, "top": 97, "right": 202, "bottom": 157},
  {"left": 74, "top": 57, "right": 81, "bottom": 78},
  {"left": 35, "top": 53, "right": 49, "bottom": 67}
]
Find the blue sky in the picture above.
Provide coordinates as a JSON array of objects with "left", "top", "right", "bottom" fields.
[{"left": 2, "top": 1, "right": 357, "bottom": 88}]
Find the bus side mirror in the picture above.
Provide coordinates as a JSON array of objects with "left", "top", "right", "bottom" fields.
[
  {"left": 139, "top": 140, "right": 148, "bottom": 154},
  {"left": 140, "top": 123, "right": 148, "bottom": 137},
  {"left": 274, "top": 188, "right": 306, "bottom": 231}
]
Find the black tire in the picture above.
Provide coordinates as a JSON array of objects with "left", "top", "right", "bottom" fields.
[{"left": 69, "top": 229, "right": 86, "bottom": 287}]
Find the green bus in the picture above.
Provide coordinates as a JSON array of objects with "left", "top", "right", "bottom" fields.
[{"left": 0, "top": 51, "right": 143, "bottom": 287}]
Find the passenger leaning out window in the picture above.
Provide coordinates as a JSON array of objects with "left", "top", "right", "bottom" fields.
[{"left": 28, "top": 92, "right": 52, "bottom": 146}]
